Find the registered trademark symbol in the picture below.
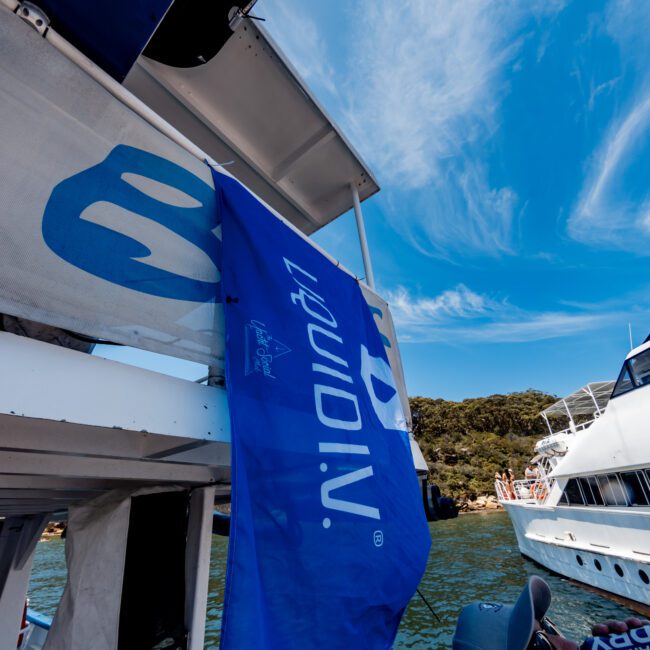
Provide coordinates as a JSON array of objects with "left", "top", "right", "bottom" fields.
[{"left": 373, "top": 530, "right": 384, "bottom": 547}]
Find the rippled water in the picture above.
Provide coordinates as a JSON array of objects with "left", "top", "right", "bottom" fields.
[
  {"left": 28, "top": 511, "right": 639, "bottom": 648},
  {"left": 393, "top": 512, "right": 638, "bottom": 648}
]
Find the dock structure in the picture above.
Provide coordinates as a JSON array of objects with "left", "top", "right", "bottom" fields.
[{"left": 0, "top": 2, "right": 425, "bottom": 647}]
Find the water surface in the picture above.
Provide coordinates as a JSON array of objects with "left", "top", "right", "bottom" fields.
[
  {"left": 394, "top": 511, "right": 638, "bottom": 648},
  {"left": 29, "top": 511, "right": 638, "bottom": 648}
]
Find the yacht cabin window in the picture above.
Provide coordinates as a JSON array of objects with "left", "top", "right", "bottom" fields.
[
  {"left": 559, "top": 470, "right": 650, "bottom": 508},
  {"left": 611, "top": 347, "right": 650, "bottom": 398},
  {"left": 644, "top": 469, "right": 650, "bottom": 497},
  {"left": 564, "top": 479, "right": 584, "bottom": 506},
  {"left": 629, "top": 350, "right": 650, "bottom": 387},
  {"left": 586, "top": 476, "right": 605, "bottom": 505},
  {"left": 611, "top": 365, "right": 634, "bottom": 398},
  {"left": 578, "top": 477, "right": 603, "bottom": 506},
  {"left": 597, "top": 474, "right": 627, "bottom": 506},
  {"left": 620, "top": 472, "right": 650, "bottom": 506}
]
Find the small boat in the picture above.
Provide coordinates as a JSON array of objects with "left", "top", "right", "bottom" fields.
[
  {"left": 496, "top": 339, "right": 650, "bottom": 608},
  {"left": 19, "top": 609, "right": 51, "bottom": 650}
]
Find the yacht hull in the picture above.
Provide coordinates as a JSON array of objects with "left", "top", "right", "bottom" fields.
[{"left": 504, "top": 501, "right": 650, "bottom": 607}]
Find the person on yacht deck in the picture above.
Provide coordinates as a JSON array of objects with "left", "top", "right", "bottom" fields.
[
  {"left": 507, "top": 468, "right": 517, "bottom": 499},
  {"left": 498, "top": 469, "right": 510, "bottom": 500},
  {"left": 495, "top": 471, "right": 507, "bottom": 499},
  {"left": 525, "top": 463, "right": 537, "bottom": 480}
]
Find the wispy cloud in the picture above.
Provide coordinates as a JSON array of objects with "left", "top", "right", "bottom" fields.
[
  {"left": 568, "top": 0, "right": 650, "bottom": 252},
  {"left": 343, "top": 1, "right": 523, "bottom": 258},
  {"left": 569, "top": 94, "right": 650, "bottom": 250},
  {"left": 387, "top": 285, "right": 620, "bottom": 344},
  {"left": 587, "top": 77, "right": 620, "bottom": 112},
  {"left": 388, "top": 284, "right": 491, "bottom": 326},
  {"left": 605, "top": 0, "right": 650, "bottom": 63},
  {"left": 343, "top": 2, "right": 512, "bottom": 190},
  {"left": 259, "top": 0, "right": 338, "bottom": 98},
  {"left": 263, "top": 0, "right": 566, "bottom": 260}
]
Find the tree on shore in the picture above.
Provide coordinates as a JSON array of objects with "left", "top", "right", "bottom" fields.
[{"left": 410, "top": 390, "right": 556, "bottom": 500}]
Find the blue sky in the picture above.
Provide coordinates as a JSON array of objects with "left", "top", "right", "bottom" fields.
[
  {"left": 250, "top": 0, "right": 650, "bottom": 401},
  {"left": 94, "top": 0, "right": 650, "bottom": 401}
]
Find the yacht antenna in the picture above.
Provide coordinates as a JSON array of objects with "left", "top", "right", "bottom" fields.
[{"left": 629, "top": 323, "right": 634, "bottom": 351}]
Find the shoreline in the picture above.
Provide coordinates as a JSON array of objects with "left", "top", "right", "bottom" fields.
[
  {"left": 459, "top": 506, "right": 504, "bottom": 515},
  {"left": 37, "top": 501, "right": 504, "bottom": 541},
  {"left": 457, "top": 493, "right": 502, "bottom": 514}
]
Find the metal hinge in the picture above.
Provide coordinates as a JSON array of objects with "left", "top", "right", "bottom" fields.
[
  {"left": 228, "top": 1, "right": 263, "bottom": 32},
  {"left": 16, "top": 1, "right": 49, "bottom": 36}
]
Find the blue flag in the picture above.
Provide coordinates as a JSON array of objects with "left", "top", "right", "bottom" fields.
[{"left": 214, "top": 171, "right": 431, "bottom": 650}]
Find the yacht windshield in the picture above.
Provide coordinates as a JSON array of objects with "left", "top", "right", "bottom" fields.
[
  {"left": 629, "top": 349, "right": 650, "bottom": 387},
  {"left": 612, "top": 365, "right": 633, "bottom": 398},
  {"left": 612, "top": 348, "right": 650, "bottom": 398}
]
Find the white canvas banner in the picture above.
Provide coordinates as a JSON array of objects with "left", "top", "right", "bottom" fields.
[{"left": 0, "top": 7, "right": 224, "bottom": 365}]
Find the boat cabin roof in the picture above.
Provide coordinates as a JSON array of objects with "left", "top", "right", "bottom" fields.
[
  {"left": 32, "top": 0, "right": 380, "bottom": 234},
  {"left": 541, "top": 381, "right": 615, "bottom": 420},
  {"left": 125, "top": 18, "right": 379, "bottom": 234},
  {"left": 627, "top": 339, "right": 650, "bottom": 360}
]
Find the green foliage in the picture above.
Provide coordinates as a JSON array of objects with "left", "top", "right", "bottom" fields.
[{"left": 410, "top": 390, "right": 556, "bottom": 500}]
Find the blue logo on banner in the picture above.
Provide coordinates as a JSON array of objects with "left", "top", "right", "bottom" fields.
[
  {"left": 215, "top": 170, "right": 431, "bottom": 650},
  {"left": 42, "top": 145, "right": 220, "bottom": 302},
  {"left": 244, "top": 320, "right": 292, "bottom": 378}
]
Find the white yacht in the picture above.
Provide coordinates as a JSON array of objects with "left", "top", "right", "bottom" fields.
[{"left": 496, "top": 339, "right": 650, "bottom": 608}]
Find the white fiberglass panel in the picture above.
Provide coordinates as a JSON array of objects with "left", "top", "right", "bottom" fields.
[
  {"left": 0, "top": 6, "right": 224, "bottom": 365},
  {"left": 551, "top": 385, "right": 650, "bottom": 478}
]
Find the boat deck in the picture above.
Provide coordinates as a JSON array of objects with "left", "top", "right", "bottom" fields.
[{"left": 0, "top": 332, "right": 232, "bottom": 517}]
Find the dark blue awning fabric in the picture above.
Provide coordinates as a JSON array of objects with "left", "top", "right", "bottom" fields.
[
  {"left": 38, "top": 0, "right": 173, "bottom": 81},
  {"left": 214, "top": 169, "right": 431, "bottom": 649}
]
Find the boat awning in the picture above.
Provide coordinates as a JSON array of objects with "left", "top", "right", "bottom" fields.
[
  {"left": 541, "top": 381, "right": 615, "bottom": 421},
  {"left": 124, "top": 15, "right": 379, "bottom": 234}
]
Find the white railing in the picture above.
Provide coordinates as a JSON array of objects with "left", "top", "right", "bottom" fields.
[
  {"left": 547, "top": 417, "right": 596, "bottom": 437},
  {"left": 494, "top": 479, "right": 509, "bottom": 501},
  {"left": 495, "top": 478, "right": 553, "bottom": 504}
]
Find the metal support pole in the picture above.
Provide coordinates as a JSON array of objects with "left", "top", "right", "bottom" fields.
[
  {"left": 207, "top": 365, "right": 225, "bottom": 387},
  {"left": 584, "top": 385, "right": 601, "bottom": 416},
  {"left": 629, "top": 323, "right": 634, "bottom": 351},
  {"left": 208, "top": 283, "right": 225, "bottom": 386},
  {"left": 562, "top": 399, "right": 576, "bottom": 432},
  {"left": 351, "top": 184, "right": 375, "bottom": 290},
  {"left": 185, "top": 486, "right": 216, "bottom": 650}
]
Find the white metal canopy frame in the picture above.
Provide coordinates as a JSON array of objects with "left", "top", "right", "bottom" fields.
[{"left": 540, "top": 381, "right": 615, "bottom": 432}]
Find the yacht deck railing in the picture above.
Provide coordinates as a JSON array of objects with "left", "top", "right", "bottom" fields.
[
  {"left": 545, "top": 417, "right": 596, "bottom": 438},
  {"left": 495, "top": 477, "right": 553, "bottom": 504}
]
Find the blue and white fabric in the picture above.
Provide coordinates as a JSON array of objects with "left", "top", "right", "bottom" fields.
[{"left": 215, "top": 170, "right": 431, "bottom": 650}]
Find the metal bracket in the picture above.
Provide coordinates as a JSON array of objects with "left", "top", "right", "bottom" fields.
[
  {"left": 228, "top": 1, "right": 259, "bottom": 32},
  {"left": 16, "top": 1, "right": 49, "bottom": 35}
]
